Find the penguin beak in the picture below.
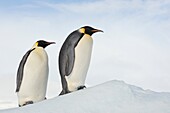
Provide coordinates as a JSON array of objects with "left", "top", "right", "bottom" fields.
[
  {"left": 92, "top": 29, "right": 104, "bottom": 33},
  {"left": 47, "top": 42, "right": 56, "bottom": 46}
]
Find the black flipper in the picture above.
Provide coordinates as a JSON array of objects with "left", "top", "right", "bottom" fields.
[
  {"left": 16, "top": 48, "right": 35, "bottom": 92},
  {"left": 58, "top": 30, "right": 84, "bottom": 94}
]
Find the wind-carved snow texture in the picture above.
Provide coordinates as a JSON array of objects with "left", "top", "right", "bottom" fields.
[{"left": 0, "top": 80, "right": 170, "bottom": 113}]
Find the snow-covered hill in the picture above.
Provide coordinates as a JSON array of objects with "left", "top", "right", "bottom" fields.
[{"left": 0, "top": 80, "right": 170, "bottom": 113}]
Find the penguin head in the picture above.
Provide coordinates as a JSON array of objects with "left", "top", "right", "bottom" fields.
[
  {"left": 79, "top": 26, "right": 103, "bottom": 36},
  {"left": 34, "top": 40, "right": 55, "bottom": 48}
]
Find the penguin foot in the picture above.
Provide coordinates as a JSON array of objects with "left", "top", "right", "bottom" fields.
[
  {"left": 77, "top": 85, "right": 86, "bottom": 90},
  {"left": 23, "top": 101, "right": 33, "bottom": 106}
]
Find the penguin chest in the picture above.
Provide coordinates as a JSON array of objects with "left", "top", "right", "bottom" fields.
[
  {"left": 18, "top": 48, "right": 49, "bottom": 103},
  {"left": 66, "top": 34, "right": 93, "bottom": 91}
]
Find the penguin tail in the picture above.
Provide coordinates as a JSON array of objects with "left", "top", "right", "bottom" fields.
[
  {"left": 59, "top": 89, "right": 70, "bottom": 96},
  {"left": 59, "top": 90, "right": 65, "bottom": 96}
]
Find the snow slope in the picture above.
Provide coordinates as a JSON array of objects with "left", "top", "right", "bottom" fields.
[
  {"left": 0, "top": 76, "right": 17, "bottom": 109},
  {"left": 0, "top": 80, "right": 170, "bottom": 113}
]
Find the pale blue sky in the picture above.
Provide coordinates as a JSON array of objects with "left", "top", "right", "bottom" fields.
[{"left": 0, "top": 0, "right": 170, "bottom": 104}]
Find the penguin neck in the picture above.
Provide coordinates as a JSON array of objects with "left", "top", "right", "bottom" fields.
[
  {"left": 32, "top": 42, "right": 38, "bottom": 49},
  {"left": 31, "top": 45, "right": 43, "bottom": 50},
  {"left": 84, "top": 34, "right": 91, "bottom": 37}
]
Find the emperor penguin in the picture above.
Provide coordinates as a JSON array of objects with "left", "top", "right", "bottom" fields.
[
  {"left": 59, "top": 26, "right": 103, "bottom": 95},
  {"left": 16, "top": 40, "right": 55, "bottom": 107}
]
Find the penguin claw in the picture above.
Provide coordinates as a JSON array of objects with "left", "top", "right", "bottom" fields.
[{"left": 77, "top": 85, "right": 86, "bottom": 90}]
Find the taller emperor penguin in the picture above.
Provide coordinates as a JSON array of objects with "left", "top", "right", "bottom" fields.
[
  {"left": 59, "top": 26, "right": 103, "bottom": 95},
  {"left": 16, "top": 40, "right": 55, "bottom": 107}
]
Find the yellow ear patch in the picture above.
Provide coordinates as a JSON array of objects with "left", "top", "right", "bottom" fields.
[
  {"left": 79, "top": 28, "right": 85, "bottom": 33},
  {"left": 32, "top": 42, "right": 39, "bottom": 48},
  {"left": 35, "top": 42, "right": 39, "bottom": 46}
]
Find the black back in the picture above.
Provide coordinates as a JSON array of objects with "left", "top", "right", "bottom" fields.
[
  {"left": 58, "top": 30, "right": 84, "bottom": 94},
  {"left": 59, "top": 30, "right": 84, "bottom": 77},
  {"left": 16, "top": 48, "right": 35, "bottom": 92}
]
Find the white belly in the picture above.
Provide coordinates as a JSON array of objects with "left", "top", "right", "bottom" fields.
[
  {"left": 66, "top": 34, "right": 93, "bottom": 91},
  {"left": 17, "top": 48, "right": 49, "bottom": 106}
]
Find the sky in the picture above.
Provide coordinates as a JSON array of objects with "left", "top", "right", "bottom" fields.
[{"left": 0, "top": 0, "right": 170, "bottom": 107}]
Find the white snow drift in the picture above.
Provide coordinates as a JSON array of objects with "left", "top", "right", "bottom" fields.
[{"left": 0, "top": 80, "right": 170, "bottom": 113}]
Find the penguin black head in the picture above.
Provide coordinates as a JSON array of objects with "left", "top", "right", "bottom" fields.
[
  {"left": 79, "top": 26, "right": 103, "bottom": 36},
  {"left": 35, "top": 40, "right": 55, "bottom": 48}
]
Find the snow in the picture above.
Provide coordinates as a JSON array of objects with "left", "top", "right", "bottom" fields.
[
  {"left": 0, "top": 76, "right": 18, "bottom": 109},
  {"left": 0, "top": 80, "right": 170, "bottom": 113}
]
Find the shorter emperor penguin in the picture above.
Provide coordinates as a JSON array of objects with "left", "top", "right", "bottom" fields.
[
  {"left": 59, "top": 26, "right": 103, "bottom": 95},
  {"left": 16, "top": 40, "right": 55, "bottom": 107}
]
